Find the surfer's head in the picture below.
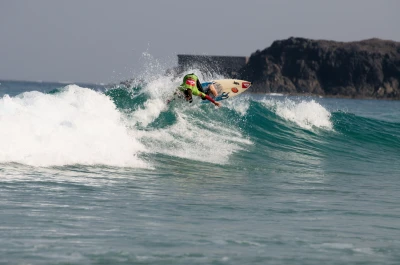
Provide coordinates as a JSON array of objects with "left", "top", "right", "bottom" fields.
[{"left": 184, "top": 89, "right": 193, "bottom": 103}]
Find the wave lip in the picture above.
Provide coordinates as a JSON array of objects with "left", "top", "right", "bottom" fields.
[{"left": 262, "top": 98, "right": 333, "bottom": 130}]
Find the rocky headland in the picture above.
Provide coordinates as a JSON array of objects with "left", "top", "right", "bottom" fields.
[{"left": 239, "top": 37, "right": 400, "bottom": 99}]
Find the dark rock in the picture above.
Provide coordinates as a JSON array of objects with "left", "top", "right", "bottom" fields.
[{"left": 239, "top": 37, "right": 400, "bottom": 99}]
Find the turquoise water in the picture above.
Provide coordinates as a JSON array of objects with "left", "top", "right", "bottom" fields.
[{"left": 1, "top": 79, "right": 400, "bottom": 265}]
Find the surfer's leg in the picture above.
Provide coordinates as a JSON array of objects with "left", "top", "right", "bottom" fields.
[{"left": 209, "top": 84, "right": 218, "bottom": 97}]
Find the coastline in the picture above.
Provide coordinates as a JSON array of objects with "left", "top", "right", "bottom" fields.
[{"left": 240, "top": 37, "right": 400, "bottom": 100}]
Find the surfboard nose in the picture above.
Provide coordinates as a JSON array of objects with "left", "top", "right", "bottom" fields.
[{"left": 242, "top": 81, "right": 251, "bottom": 89}]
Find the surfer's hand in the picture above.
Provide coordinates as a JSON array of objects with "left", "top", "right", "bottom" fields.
[{"left": 214, "top": 102, "right": 221, "bottom": 107}]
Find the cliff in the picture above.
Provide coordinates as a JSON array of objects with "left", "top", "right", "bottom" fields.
[{"left": 239, "top": 37, "right": 400, "bottom": 99}]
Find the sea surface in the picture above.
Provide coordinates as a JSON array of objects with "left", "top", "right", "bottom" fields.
[{"left": 1, "top": 75, "right": 400, "bottom": 265}]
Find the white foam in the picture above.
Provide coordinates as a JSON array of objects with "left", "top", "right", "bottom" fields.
[
  {"left": 262, "top": 98, "right": 333, "bottom": 130},
  {"left": 315, "top": 243, "right": 375, "bottom": 255},
  {"left": 0, "top": 85, "right": 148, "bottom": 168},
  {"left": 131, "top": 93, "right": 252, "bottom": 165},
  {"left": 135, "top": 109, "right": 252, "bottom": 165},
  {"left": 132, "top": 75, "right": 174, "bottom": 127},
  {"left": 224, "top": 95, "right": 251, "bottom": 117}
]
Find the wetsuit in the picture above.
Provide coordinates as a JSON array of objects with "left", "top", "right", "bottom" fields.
[{"left": 179, "top": 73, "right": 206, "bottom": 98}]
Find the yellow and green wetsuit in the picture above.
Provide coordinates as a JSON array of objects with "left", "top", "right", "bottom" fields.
[
  {"left": 177, "top": 73, "right": 218, "bottom": 105},
  {"left": 179, "top": 73, "right": 206, "bottom": 98}
]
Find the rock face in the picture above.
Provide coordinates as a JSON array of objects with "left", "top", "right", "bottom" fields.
[{"left": 239, "top": 37, "right": 400, "bottom": 99}]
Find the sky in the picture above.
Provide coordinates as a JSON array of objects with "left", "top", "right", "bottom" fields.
[{"left": 0, "top": 0, "right": 399, "bottom": 84}]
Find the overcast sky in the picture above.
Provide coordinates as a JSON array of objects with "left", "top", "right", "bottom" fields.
[{"left": 0, "top": 0, "right": 399, "bottom": 83}]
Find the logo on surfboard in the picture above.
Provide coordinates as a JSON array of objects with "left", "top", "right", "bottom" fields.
[
  {"left": 231, "top": 87, "right": 239, "bottom": 93},
  {"left": 242, "top": 82, "right": 251, "bottom": 89}
]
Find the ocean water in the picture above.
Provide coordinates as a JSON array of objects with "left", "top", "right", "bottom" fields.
[{"left": 1, "top": 75, "right": 400, "bottom": 265}]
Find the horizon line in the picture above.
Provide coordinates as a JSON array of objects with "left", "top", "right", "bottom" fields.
[{"left": 0, "top": 78, "right": 106, "bottom": 85}]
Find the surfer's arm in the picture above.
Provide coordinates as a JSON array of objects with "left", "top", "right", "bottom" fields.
[{"left": 200, "top": 93, "right": 221, "bottom": 107}]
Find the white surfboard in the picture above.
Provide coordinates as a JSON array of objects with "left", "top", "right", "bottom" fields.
[{"left": 202, "top": 79, "right": 252, "bottom": 101}]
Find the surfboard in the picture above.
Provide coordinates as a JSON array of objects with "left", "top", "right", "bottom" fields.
[
  {"left": 167, "top": 79, "right": 251, "bottom": 104},
  {"left": 201, "top": 79, "right": 252, "bottom": 101}
]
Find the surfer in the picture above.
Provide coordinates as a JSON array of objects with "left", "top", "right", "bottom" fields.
[{"left": 179, "top": 73, "right": 221, "bottom": 107}]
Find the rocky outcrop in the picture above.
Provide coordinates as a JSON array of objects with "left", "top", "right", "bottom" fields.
[{"left": 239, "top": 37, "right": 400, "bottom": 99}]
